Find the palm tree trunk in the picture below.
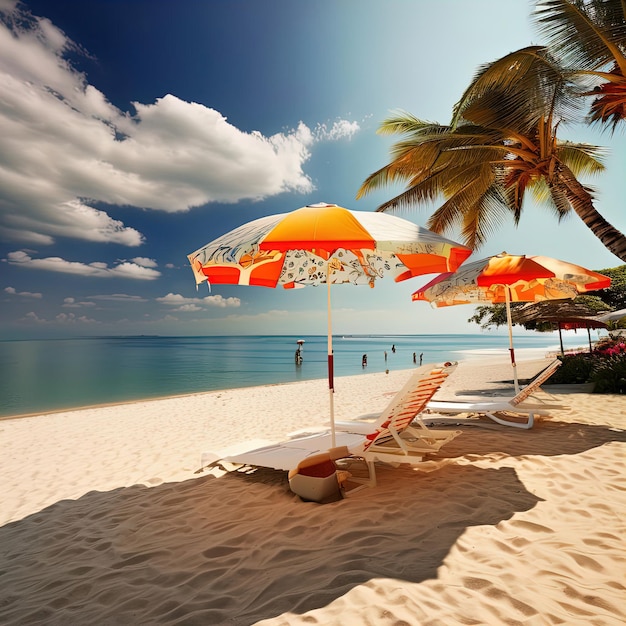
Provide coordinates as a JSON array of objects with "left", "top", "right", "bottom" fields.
[{"left": 559, "top": 167, "right": 626, "bottom": 262}]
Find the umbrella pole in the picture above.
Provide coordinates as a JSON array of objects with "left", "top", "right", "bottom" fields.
[
  {"left": 327, "top": 264, "right": 336, "bottom": 447},
  {"left": 505, "top": 287, "right": 519, "bottom": 394},
  {"left": 558, "top": 323, "right": 564, "bottom": 356}
]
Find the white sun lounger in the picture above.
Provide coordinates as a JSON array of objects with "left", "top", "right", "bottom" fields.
[
  {"left": 426, "top": 359, "right": 567, "bottom": 429},
  {"left": 201, "top": 363, "right": 462, "bottom": 500},
  {"left": 212, "top": 431, "right": 365, "bottom": 472}
]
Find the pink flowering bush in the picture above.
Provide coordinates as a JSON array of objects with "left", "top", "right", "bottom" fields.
[
  {"left": 591, "top": 339, "right": 626, "bottom": 393},
  {"left": 594, "top": 339, "right": 626, "bottom": 357},
  {"left": 551, "top": 338, "right": 626, "bottom": 393}
]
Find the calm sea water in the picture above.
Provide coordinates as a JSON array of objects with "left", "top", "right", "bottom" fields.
[{"left": 0, "top": 333, "right": 593, "bottom": 418}]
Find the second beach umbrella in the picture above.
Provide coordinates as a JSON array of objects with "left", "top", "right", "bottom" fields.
[
  {"left": 412, "top": 252, "right": 611, "bottom": 392},
  {"left": 188, "top": 202, "right": 472, "bottom": 445}
]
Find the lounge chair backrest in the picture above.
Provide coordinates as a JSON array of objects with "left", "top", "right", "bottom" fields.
[
  {"left": 511, "top": 359, "right": 562, "bottom": 406},
  {"left": 363, "top": 364, "right": 454, "bottom": 450}
]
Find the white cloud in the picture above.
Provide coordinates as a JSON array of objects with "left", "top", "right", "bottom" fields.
[
  {"left": 5, "top": 250, "right": 161, "bottom": 279},
  {"left": 157, "top": 292, "right": 240, "bottom": 309},
  {"left": 131, "top": 257, "right": 158, "bottom": 268},
  {"left": 23, "top": 311, "right": 45, "bottom": 324},
  {"left": 110, "top": 262, "right": 161, "bottom": 280},
  {"left": 88, "top": 293, "right": 149, "bottom": 302},
  {"left": 0, "top": 5, "right": 360, "bottom": 247},
  {"left": 314, "top": 120, "right": 360, "bottom": 141},
  {"left": 55, "top": 312, "right": 97, "bottom": 323},
  {"left": 4, "top": 285, "right": 42, "bottom": 298},
  {"left": 62, "top": 297, "right": 95, "bottom": 308},
  {"left": 0, "top": 1, "right": 19, "bottom": 15},
  {"left": 23, "top": 310, "right": 98, "bottom": 324}
]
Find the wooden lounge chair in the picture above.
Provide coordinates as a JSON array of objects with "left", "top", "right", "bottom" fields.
[
  {"left": 426, "top": 359, "right": 566, "bottom": 429},
  {"left": 204, "top": 363, "right": 462, "bottom": 501}
]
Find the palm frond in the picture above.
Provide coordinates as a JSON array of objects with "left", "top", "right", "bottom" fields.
[
  {"left": 460, "top": 90, "right": 544, "bottom": 134},
  {"left": 527, "top": 177, "right": 553, "bottom": 203},
  {"left": 373, "top": 182, "right": 442, "bottom": 214},
  {"left": 548, "top": 183, "right": 574, "bottom": 219},
  {"left": 356, "top": 164, "right": 397, "bottom": 199},
  {"left": 533, "top": 0, "right": 626, "bottom": 73},
  {"left": 500, "top": 178, "right": 525, "bottom": 223},
  {"left": 376, "top": 112, "right": 440, "bottom": 137},
  {"left": 464, "top": 187, "right": 516, "bottom": 249},
  {"left": 451, "top": 46, "right": 581, "bottom": 129},
  {"left": 556, "top": 141, "right": 607, "bottom": 175},
  {"left": 427, "top": 167, "right": 499, "bottom": 231},
  {"left": 358, "top": 122, "right": 506, "bottom": 202},
  {"left": 520, "top": 176, "right": 572, "bottom": 219}
]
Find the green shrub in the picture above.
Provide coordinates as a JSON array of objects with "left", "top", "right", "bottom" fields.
[
  {"left": 550, "top": 354, "right": 595, "bottom": 384},
  {"left": 592, "top": 353, "right": 626, "bottom": 394}
]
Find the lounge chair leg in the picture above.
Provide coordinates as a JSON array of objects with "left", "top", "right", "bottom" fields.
[
  {"left": 335, "top": 456, "right": 377, "bottom": 489},
  {"left": 365, "top": 460, "right": 377, "bottom": 487},
  {"left": 485, "top": 411, "right": 534, "bottom": 429}
]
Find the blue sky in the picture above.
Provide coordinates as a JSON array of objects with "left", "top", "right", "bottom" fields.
[{"left": 0, "top": 0, "right": 623, "bottom": 340}]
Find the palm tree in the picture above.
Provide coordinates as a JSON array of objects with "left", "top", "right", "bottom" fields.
[
  {"left": 357, "top": 46, "right": 626, "bottom": 261},
  {"left": 533, "top": 0, "right": 626, "bottom": 131}
]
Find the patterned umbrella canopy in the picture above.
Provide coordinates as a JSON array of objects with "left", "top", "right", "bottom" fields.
[
  {"left": 188, "top": 202, "right": 472, "bottom": 444},
  {"left": 412, "top": 252, "right": 611, "bottom": 391},
  {"left": 188, "top": 203, "right": 471, "bottom": 289}
]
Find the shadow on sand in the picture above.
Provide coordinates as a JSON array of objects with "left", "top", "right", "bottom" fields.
[
  {"left": 428, "top": 418, "right": 626, "bottom": 460},
  {"left": 0, "top": 421, "right": 623, "bottom": 625}
]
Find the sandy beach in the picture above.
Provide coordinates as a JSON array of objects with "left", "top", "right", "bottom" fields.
[{"left": 1, "top": 356, "right": 625, "bottom": 625}]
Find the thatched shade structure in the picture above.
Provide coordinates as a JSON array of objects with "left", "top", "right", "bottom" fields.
[{"left": 511, "top": 301, "right": 608, "bottom": 354}]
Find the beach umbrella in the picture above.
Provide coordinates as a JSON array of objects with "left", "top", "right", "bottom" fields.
[
  {"left": 412, "top": 252, "right": 611, "bottom": 392},
  {"left": 188, "top": 202, "right": 472, "bottom": 445}
]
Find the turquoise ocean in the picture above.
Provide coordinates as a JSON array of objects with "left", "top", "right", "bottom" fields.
[{"left": 0, "top": 333, "right": 595, "bottom": 418}]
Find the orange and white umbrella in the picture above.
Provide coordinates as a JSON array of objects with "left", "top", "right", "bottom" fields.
[
  {"left": 413, "top": 252, "right": 611, "bottom": 391},
  {"left": 188, "top": 202, "right": 472, "bottom": 444},
  {"left": 188, "top": 203, "right": 471, "bottom": 288}
]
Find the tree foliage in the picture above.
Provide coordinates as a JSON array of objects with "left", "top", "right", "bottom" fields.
[
  {"left": 595, "top": 264, "right": 626, "bottom": 308},
  {"left": 467, "top": 304, "right": 510, "bottom": 330}
]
